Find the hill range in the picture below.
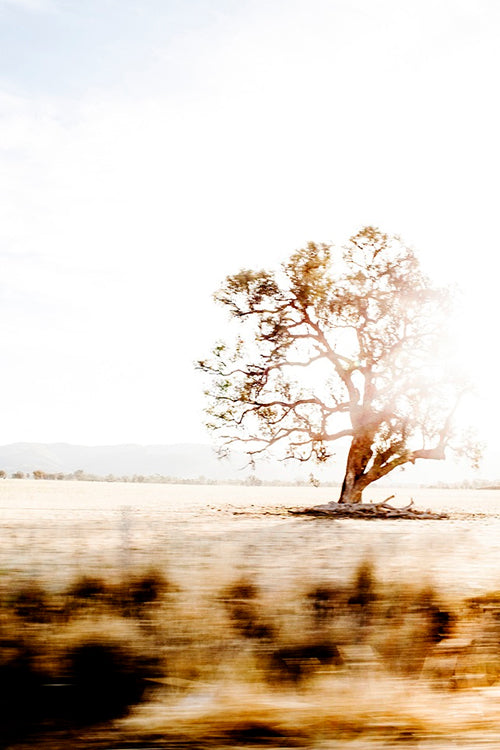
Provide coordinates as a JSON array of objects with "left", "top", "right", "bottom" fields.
[
  {"left": 0, "top": 442, "right": 498, "bottom": 487},
  {"left": 0, "top": 442, "right": 327, "bottom": 483}
]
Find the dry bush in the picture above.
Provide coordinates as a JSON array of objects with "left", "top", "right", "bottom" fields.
[
  {"left": 58, "top": 636, "right": 158, "bottom": 725},
  {"left": 7, "top": 581, "right": 53, "bottom": 624},
  {"left": 0, "top": 635, "right": 49, "bottom": 745},
  {"left": 0, "top": 576, "right": 163, "bottom": 745},
  {"left": 6, "top": 561, "right": 500, "bottom": 747},
  {"left": 306, "top": 582, "right": 345, "bottom": 622},
  {"left": 219, "top": 576, "right": 276, "bottom": 640},
  {"left": 61, "top": 567, "right": 173, "bottom": 621}
]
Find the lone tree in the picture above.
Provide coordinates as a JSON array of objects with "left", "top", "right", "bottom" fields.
[{"left": 199, "top": 227, "right": 477, "bottom": 504}]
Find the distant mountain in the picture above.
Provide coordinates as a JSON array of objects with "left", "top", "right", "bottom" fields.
[
  {"left": 0, "top": 442, "right": 235, "bottom": 479},
  {"left": 0, "top": 441, "right": 497, "bottom": 486},
  {"left": 0, "top": 442, "right": 339, "bottom": 482}
]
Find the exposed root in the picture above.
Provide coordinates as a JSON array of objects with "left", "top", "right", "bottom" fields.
[{"left": 289, "top": 497, "right": 447, "bottom": 520}]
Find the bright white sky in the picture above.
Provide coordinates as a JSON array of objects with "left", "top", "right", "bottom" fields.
[{"left": 1, "top": 0, "right": 499, "bottom": 463}]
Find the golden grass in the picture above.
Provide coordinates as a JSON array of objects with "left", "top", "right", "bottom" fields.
[{"left": 5, "top": 561, "right": 500, "bottom": 747}]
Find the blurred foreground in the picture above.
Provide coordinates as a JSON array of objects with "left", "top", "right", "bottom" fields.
[
  {"left": 5, "top": 560, "right": 500, "bottom": 748},
  {"left": 3, "top": 481, "right": 500, "bottom": 748}
]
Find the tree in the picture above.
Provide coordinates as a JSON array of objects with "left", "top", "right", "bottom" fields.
[{"left": 199, "top": 227, "right": 478, "bottom": 504}]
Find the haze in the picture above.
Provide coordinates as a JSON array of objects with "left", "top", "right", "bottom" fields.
[{"left": 1, "top": 0, "right": 499, "bottom": 472}]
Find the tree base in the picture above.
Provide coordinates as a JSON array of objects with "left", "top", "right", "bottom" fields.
[{"left": 289, "top": 496, "right": 448, "bottom": 520}]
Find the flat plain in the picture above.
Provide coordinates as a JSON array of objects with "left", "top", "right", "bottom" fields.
[{"left": 2, "top": 480, "right": 500, "bottom": 594}]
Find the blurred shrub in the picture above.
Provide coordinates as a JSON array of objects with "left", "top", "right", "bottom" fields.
[
  {"left": 108, "top": 569, "right": 173, "bottom": 618},
  {"left": 348, "top": 559, "right": 377, "bottom": 609},
  {"left": 61, "top": 568, "right": 173, "bottom": 621},
  {"left": 9, "top": 581, "right": 51, "bottom": 623},
  {"left": 67, "top": 575, "right": 108, "bottom": 601},
  {"left": 307, "top": 583, "right": 344, "bottom": 622},
  {"left": 0, "top": 638, "right": 47, "bottom": 743},
  {"left": 59, "top": 637, "right": 158, "bottom": 724},
  {"left": 0, "top": 631, "right": 159, "bottom": 741},
  {"left": 220, "top": 577, "right": 275, "bottom": 640},
  {"left": 267, "top": 640, "right": 342, "bottom": 683},
  {"left": 415, "top": 586, "right": 454, "bottom": 644}
]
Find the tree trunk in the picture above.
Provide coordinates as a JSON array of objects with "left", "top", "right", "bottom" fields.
[
  {"left": 338, "top": 477, "right": 364, "bottom": 504},
  {"left": 338, "top": 435, "right": 373, "bottom": 504}
]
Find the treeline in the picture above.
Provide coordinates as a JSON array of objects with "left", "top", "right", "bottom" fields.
[
  {"left": 429, "top": 479, "right": 500, "bottom": 489},
  {"left": 0, "top": 469, "right": 331, "bottom": 487},
  {"left": 2, "top": 471, "right": 500, "bottom": 489}
]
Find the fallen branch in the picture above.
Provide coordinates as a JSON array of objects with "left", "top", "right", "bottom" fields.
[
  {"left": 401, "top": 497, "right": 414, "bottom": 511},
  {"left": 288, "top": 497, "right": 447, "bottom": 520},
  {"left": 374, "top": 494, "right": 396, "bottom": 509}
]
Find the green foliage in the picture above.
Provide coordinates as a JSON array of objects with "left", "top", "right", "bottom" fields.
[{"left": 199, "top": 227, "right": 478, "bottom": 502}]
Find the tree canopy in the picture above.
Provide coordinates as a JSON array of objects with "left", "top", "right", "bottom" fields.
[{"left": 198, "top": 227, "right": 478, "bottom": 504}]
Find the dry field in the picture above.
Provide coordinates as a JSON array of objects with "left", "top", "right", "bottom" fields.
[{"left": 3, "top": 480, "right": 500, "bottom": 749}]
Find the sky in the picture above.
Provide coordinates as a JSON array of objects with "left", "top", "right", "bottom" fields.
[{"left": 1, "top": 0, "right": 500, "bottom": 472}]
